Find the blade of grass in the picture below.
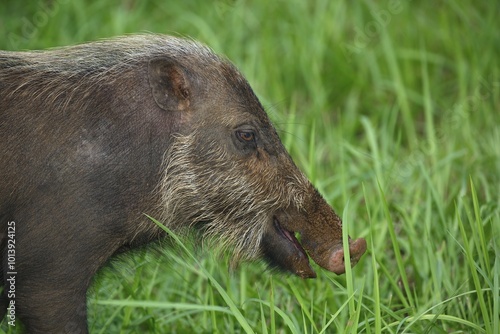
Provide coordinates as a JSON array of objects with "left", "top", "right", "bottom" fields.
[
  {"left": 97, "top": 299, "right": 233, "bottom": 312},
  {"left": 342, "top": 199, "right": 354, "bottom": 316},
  {"left": 361, "top": 117, "right": 384, "bottom": 190},
  {"left": 342, "top": 199, "right": 366, "bottom": 333},
  {"left": 493, "top": 248, "right": 499, "bottom": 334},
  {"left": 362, "top": 182, "right": 382, "bottom": 334},
  {"left": 269, "top": 276, "right": 275, "bottom": 334},
  {"left": 471, "top": 176, "right": 491, "bottom": 275}
]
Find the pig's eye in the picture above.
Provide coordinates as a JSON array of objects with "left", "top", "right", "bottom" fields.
[
  {"left": 236, "top": 130, "right": 256, "bottom": 144},
  {"left": 234, "top": 129, "right": 258, "bottom": 152}
]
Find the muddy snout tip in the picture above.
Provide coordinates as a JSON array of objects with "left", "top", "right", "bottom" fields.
[{"left": 329, "top": 238, "right": 367, "bottom": 275}]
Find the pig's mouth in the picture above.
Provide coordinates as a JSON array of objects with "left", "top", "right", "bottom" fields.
[
  {"left": 260, "top": 217, "right": 317, "bottom": 278},
  {"left": 273, "top": 218, "right": 308, "bottom": 260}
]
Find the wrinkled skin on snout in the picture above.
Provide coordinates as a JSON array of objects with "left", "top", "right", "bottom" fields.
[
  {"left": 150, "top": 53, "right": 367, "bottom": 279},
  {"left": 0, "top": 35, "right": 366, "bottom": 333}
]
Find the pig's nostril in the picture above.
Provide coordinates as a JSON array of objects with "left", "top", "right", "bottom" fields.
[
  {"left": 327, "top": 238, "right": 367, "bottom": 275},
  {"left": 349, "top": 238, "right": 367, "bottom": 261},
  {"left": 328, "top": 248, "right": 347, "bottom": 275}
]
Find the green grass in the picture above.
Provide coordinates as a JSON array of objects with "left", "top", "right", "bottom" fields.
[{"left": 1, "top": 0, "right": 499, "bottom": 333}]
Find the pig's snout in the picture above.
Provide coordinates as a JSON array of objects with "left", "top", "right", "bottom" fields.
[{"left": 328, "top": 238, "right": 367, "bottom": 275}]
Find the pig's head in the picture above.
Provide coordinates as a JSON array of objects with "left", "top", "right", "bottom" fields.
[{"left": 149, "top": 38, "right": 366, "bottom": 278}]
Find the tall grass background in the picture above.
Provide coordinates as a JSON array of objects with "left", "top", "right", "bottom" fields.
[{"left": 1, "top": 0, "right": 498, "bottom": 333}]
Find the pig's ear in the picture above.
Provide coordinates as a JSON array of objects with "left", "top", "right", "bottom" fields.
[{"left": 148, "top": 58, "right": 191, "bottom": 111}]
